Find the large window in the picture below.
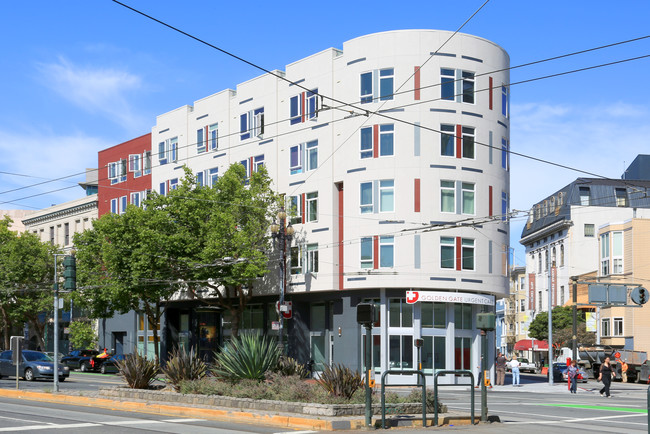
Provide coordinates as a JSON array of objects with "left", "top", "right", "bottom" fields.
[
  {"left": 359, "top": 236, "right": 394, "bottom": 268},
  {"left": 440, "top": 237, "right": 474, "bottom": 270},
  {"left": 157, "top": 137, "right": 178, "bottom": 165},
  {"left": 360, "top": 180, "right": 394, "bottom": 214},
  {"left": 440, "top": 181, "right": 475, "bottom": 215},
  {"left": 440, "top": 124, "right": 455, "bottom": 156},
  {"left": 128, "top": 154, "right": 141, "bottom": 178},
  {"left": 379, "top": 236, "right": 394, "bottom": 268},
  {"left": 240, "top": 107, "right": 264, "bottom": 140},
  {"left": 440, "top": 181, "right": 455, "bottom": 213},
  {"left": 290, "top": 89, "right": 318, "bottom": 124},
  {"left": 389, "top": 335, "right": 413, "bottom": 370},
  {"left": 379, "top": 180, "right": 394, "bottom": 212},
  {"left": 454, "top": 337, "right": 471, "bottom": 370},
  {"left": 584, "top": 223, "right": 595, "bottom": 237},
  {"left": 501, "top": 85, "right": 509, "bottom": 117},
  {"left": 306, "top": 192, "right": 318, "bottom": 222},
  {"left": 454, "top": 304, "right": 473, "bottom": 330},
  {"left": 360, "top": 182, "right": 373, "bottom": 214},
  {"left": 361, "top": 68, "right": 394, "bottom": 103},
  {"left": 360, "top": 124, "right": 394, "bottom": 158},
  {"left": 600, "top": 233, "right": 610, "bottom": 276},
  {"left": 422, "top": 336, "right": 446, "bottom": 373},
  {"left": 612, "top": 231, "right": 623, "bottom": 274},
  {"left": 440, "top": 124, "right": 474, "bottom": 159},
  {"left": 463, "top": 183, "right": 475, "bottom": 215},
  {"left": 389, "top": 298, "right": 413, "bottom": 328},
  {"left": 615, "top": 188, "right": 628, "bottom": 207},
  {"left": 421, "top": 302, "right": 446, "bottom": 329},
  {"left": 441, "top": 68, "right": 474, "bottom": 103},
  {"left": 579, "top": 186, "right": 591, "bottom": 206},
  {"left": 290, "top": 140, "right": 318, "bottom": 175},
  {"left": 360, "top": 237, "right": 373, "bottom": 268},
  {"left": 601, "top": 318, "right": 610, "bottom": 337},
  {"left": 613, "top": 317, "right": 624, "bottom": 336},
  {"left": 441, "top": 237, "right": 455, "bottom": 269}
]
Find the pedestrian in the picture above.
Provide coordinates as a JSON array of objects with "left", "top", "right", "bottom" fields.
[
  {"left": 496, "top": 352, "right": 507, "bottom": 385},
  {"left": 567, "top": 360, "right": 578, "bottom": 394},
  {"left": 475, "top": 362, "right": 483, "bottom": 388},
  {"left": 621, "top": 360, "right": 628, "bottom": 383},
  {"left": 509, "top": 355, "right": 521, "bottom": 386},
  {"left": 599, "top": 356, "right": 616, "bottom": 398}
]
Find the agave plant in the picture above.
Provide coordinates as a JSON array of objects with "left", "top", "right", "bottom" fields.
[
  {"left": 275, "top": 355, "right": 308, "bottom": 378},
  {"left": 118, "top": 353, "right": 160, "bottom": 389},
  {"left": 212, "top": 331, "right": 280, "bottom": 381},
  {"left": 316, "top": 363, "right": 364, "bottom": 400},
  {"left": 162, "top": 346, "right": 208, "bottom": 391}
]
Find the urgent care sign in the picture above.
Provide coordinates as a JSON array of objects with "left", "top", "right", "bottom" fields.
[{"left": 406, "top": 290, "right": 494, "bottom": 305}]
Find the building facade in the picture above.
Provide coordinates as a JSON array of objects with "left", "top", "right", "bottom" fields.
[{"left": 141, "top": 30, "right": 511, "bottom": 383}]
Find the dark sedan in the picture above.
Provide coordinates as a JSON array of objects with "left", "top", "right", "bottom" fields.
[
  {"left": 0, "top": 350, "right": 70, "bottom": 381},
  {"left": 61, "top": 349, "right": 99, "bottom": 371},
  {"left": 100, "top": 354, "right": 126, "bottom": 374}
]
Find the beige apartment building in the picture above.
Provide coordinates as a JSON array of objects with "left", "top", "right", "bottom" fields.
[
  {"left": 504, "top": 266, "right": 532, "bottom": 356},
  {"left": 597, "top": 218, "right": 650, "bottom": 355}
]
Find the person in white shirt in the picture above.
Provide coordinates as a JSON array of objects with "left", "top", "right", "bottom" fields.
[{"left": 509, "top": 356, "right": 521, "bottom": 386}]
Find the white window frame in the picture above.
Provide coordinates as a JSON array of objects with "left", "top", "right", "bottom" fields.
[
  {"left": 600, "top": 232, "right": 610, "bottom": 276},
  {"left": 360, "top": 237, "right": 373, "bottom": 269},
  {"left": 360, "top": 68, "right": 394, "bottom": 104},
  {"left": 379, "top": 236, "right": 394, "bottom": 268},
  {"left": 613, "top": 317, "right": 624, "bottom": 337},
  {"left": 130, "top": 192, "right": 141, "bottom": 208},
  {"left": 306, "top": 192, "right": 318, "bottom": 223},
  {"left": 462, "top": 182, "right": 475, "bottom": 215},
  {"left": 306, "top": 243, "right": 318, "bottom": 273},
  {"left": 612, "top": 231, "right": 623, "bottom": 274},
  {"left": 601, "top": 318, "right": 611, "bottom": 337},
  {"left": 360, "top": 182, "right": 373, "bottom": 214},
  {"left": 461, "top": 238, "right": 475, "bottom": 271},
  {"left": 379, "top": 179, "right": 394, "bottom": 213},
  {"left": 143, "top": 151, "right": 151, "bottom": 175},
  {"left": 440, "top": 180, "right": 455, "bottom": 213},
  {"left": 209, "top": 123, "right": 218, "bottom": 151}
]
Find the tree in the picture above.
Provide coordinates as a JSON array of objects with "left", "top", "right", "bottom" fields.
[
  {"left": 74, "top": 164, "right": 279, "bottom": 359},
  {"left": 528, "top": 306, "right": 595, "bottom": 353},
  {"left": 68, "top": 320, "right": 98, "bottom": 350},
  {"left": 0, "top": 217, "right": 55, "bottom": 350}
]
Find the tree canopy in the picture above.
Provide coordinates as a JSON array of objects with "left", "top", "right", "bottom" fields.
[
  {"left": 528, "top": 306, "right": 595, "bottom": 350},
  {"left": 73, "top": 164, "right": 279, "bottom": 358}
]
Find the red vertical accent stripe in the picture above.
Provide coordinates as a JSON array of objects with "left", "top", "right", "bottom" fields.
[
  {"left": 489, "top": 186, "right": 493, "bottom": 216},
  {"left": 301, "top": 92, "right": 305, "bottom": 123},
  {"left": 456, "top": 124, "right": 462, "bottom": 158},
  {"left": 489, "top": 77, "right": 493, "bottom": 110},
  {"left": 301, "top": 193, "right": 306, "bottom": 224},
  {"left": 249, "top": 157, "right": 253, "bottom": 175},
  {"left": 414, "top": 178, "right": 421, "bottom": 212},
  {"left": 414, "top": 66, "right": 421, "bottom": 100},
  {"left": 337, "top": 183, "right": 344, "bottom": 290},
  {"left": 204, "top": 126, "right": 208, "bottom": 149},
  {"left": 373, "top": 124, "right": 379, "bottom": 158},
  {"left": 373, "top": 235, "right": 379, "bottom": 269},
  {"left": 456, "top": 237, "right": 462, "bottom": 271}
]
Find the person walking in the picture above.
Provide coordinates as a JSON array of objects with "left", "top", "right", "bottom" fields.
[
  {"left": 496, "top": 352, "right": 507, "bottom": 386},
  {"left": 567, "top": 360, "right": 578, "bottom": 394},
  {"left": 621, "top": 360, "right": 629, "bottom": 383},
  {"left": 599, "top": 356, "right": 616, "bottom": 397},
  {"left": 509, "top": 356, "right": 521, "bottom": 386}
]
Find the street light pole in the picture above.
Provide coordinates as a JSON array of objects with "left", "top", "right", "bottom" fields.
[{"left": 270, "top": 207, "right": 294, "bottom": 356}]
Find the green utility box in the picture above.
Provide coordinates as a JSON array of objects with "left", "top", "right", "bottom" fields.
[{"left": 476, "top": 313, "right": 496, "bottom": 331}]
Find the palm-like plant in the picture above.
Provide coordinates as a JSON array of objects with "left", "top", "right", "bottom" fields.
[
  {"left": 316, "top": 363, "right": 364, "bottom": 400},
  {"left": 212, "top": 331, "right": 280, "bottom": 381},
  {"left": 162, "top": 346, "right": 208, "bottom": 391},
  {"left": 118, "top": 353, "right": 160, "bottom": 389}
]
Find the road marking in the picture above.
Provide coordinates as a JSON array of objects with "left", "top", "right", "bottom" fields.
[
  {"left": 0, "top": 423, "right": 97, "bottom": 431},
  {"left": 0, "top": 417, "right": 208, "bottom": 431},
  {"left": 161, "top": 418, "right": 205, "bottom": 422},
  {"left": 274, "top": 431, "right": 317, "bottom": 434},
  {"left": 505, "top": 413, "right": 645, "bottom": 425},
  {"left": 537, "top": 403, "right": 647, "bottom": 413}
]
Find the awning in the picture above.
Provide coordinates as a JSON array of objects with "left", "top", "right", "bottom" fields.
[{"left": 514, "top": 339, "right": 549, "bottom": 351}]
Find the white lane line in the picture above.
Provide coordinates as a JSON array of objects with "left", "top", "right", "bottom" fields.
[
  {"left": 103, "top": 420, "right": 166, "bottom": 425},
  {"left": 0, "top": 423, "right": 98, "bottom": 432},
  {"left": 504, "top": 413, "right": 646, "bottom": 425},
  {"left": 0, "top": 415, "right": 56, "bottom": 424},
  {"left": 274, "top": 431, "right": 318, "bottom": 434},
  {"left": 445, "top": 405, "right": 576, "bottom": 419},
  {"left": 161, "top": 418, "right": 206, "bottom": 423}
]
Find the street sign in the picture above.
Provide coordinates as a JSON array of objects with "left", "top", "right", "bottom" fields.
[
  {"left": 588, "top": 284, "right": 630, "bottom": 305},
  {"left": 631, "top": 287, "right": 649, "bottom": 305}
]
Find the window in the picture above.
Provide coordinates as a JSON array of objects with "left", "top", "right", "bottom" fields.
[
  {"left": 441, "top": 68, "right": 474, "bottom": 103},
  {"left": 360, "top": 68, "right": 394, "bottom": 103},
  {"left": 501, "top": 191, "right": 508, "bottom": 220},
  {"left": 128, "top": 154, "right": 141, "bottom": 177},
  {"left": 379, "top": 180, "right": 394, "bottom": 212},
  {"left": 143, "top": 151, "right": 152, "bottom": 175},
  {"left": 613, "top": 317, "right": 624, "bottom": 336},
  {"left": 579, "top": 186, "right": 590, "bottom": 206},
  {"left": 421, "top": 302, "right": 446, "bottom": 329},
  {"left": 288, "top": 195, "right": 303, "bottom": 225},
  {"left": 208, "top": 167, "right": 219, "bottom": 186},
  {"left": 379, "top": 236, "right": 394, "bottom": 268},
  {"left": 612, "top": 231, "right": 623, "bottom": 274},
  {"left": 197, "top": 127, "right": 206, "bottom": 153},
  {"left": 440, "top": 124, "right": 455, "bottom": 156},
  {"left": 454, "top": 304, "right": 473, "bottom": 330},
  {"left": 502, "top": 85, "right": 509, "bottom": 117},
  {"left": 440, "top": 124, "right": 474, "bottom": 158},
  {"left": 208, "top": 123, "right": 218, "bottom": 150},
  {"left": 64, "top": 223, "right": 70, "bottom": 246},
  {"left": 290, "top": 89, "right": 318, "bottom": 124},
  {"left": 130, "top": 192, "right": 141, "bottom": 208},
  {"left": 120, "top": 196, "right": 127, "bottom": 215},
  {"left": 584, "top": 223, "right": 595, "bottom": 237},
  {"left": 389, "top": 298, "right": 412, "bottom": 328},
  {"left": 441, "top": 237, "right": 455, "bottom": 269},
  {"left": 601, "top": 318, "right": 610, "bottom": 337},
  {"left": 615, "top": 188, "right": 628, "bottom": 207},
  {"left": 110, "top": 198, "right": 118, "bottom": 214},
  {"left": 306, "top": 243, "right": 319, "bottom": 273},
  {"left": 463, "top": 183, "right": 475, "bottom": 215},
  {"left": 240, "top": 107, "right": 264, "bottom": 140},
  {"left": 290, "top": 246, "right": 302, "bottom": 275},
  {"left": 360, "top": 180, "right": 394, "bottom": 213},
  {"left": 461, "top": 239, "right": 474, "bottom": 270},
  {"left": 441, "top": 68, "right": 455, "bottom": 101},
  {"left": 538, "top": 252, "right": 542, "bottom": 273},
  {"left": 600, "top": 232, "right": 610, "bottom": 276},
  {"left": 290, "top": 140, "right": 318, "bottom": 174},
  {"left": 501, "top": 138, "right": 509, "bottom": 170},
  {"left": 440, "top": 180, "right": 455, "bottom": 213},
  {"left": 157, "top": 137, "right": 178, "bottom": 165},
  {"left": 197, "top": 124, "right": 218, "bottom": 153},
  {"left": 306, "top": 192, "right": 318, "bottom": 222},
  {"left": 360, "top": 237, "right": 373, "bottom": 268},
  {"left": 520, "top": 299, "right": 525, "bottom": 312},
  {"left": 108, "top": 159, "right": 127, "bottom": 184},
  {"left": 360, "top": 124, "right": 394, "bottom": 158}
]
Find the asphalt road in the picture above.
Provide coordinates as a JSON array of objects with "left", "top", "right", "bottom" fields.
[{"left": 0, "top": 370, "right": 147, "bottom": 393}]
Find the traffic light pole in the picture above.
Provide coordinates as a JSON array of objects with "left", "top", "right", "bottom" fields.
[{"left": 53, "top": 253, "right": 61, "bottom": 393}]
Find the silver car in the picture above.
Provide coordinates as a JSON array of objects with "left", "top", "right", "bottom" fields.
[{"left": 0, "top": 350, "right": 70, "bottom": 381}]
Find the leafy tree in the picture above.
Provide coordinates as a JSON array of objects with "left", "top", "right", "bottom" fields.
[
  {"left": 528, "top": 306, "right": 595, "bottom": 352},
  {"left": 74, "top": 164, "right": 279, "bottom": 359},
  {"left": 68, "top": 320, "right": 97, "bottom": 350},
  {"left": 0, "top": 217, "right": 55, "bottom": 350}
]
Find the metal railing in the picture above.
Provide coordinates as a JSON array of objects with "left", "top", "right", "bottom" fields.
[
  {"left": 380, "top": 369, "right": 426, "bottom": 429},
  {"left": 433, "top": 370, "right": 475, "bottom": 426}
]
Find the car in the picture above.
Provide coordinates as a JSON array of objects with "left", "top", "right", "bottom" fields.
[
  {"left": 100, "top": 354, "right": 126, "bottom": 374},
  {"left": 0, "top": 350, "right": 70, "bottom": 381},
  {"left": 552, "top": 362, "right": 588, "bottom": 383},
  {"left": 505, "top": 358, "right": 538, "bottom": 373},
  {"left": 61, "top": 349, "right": 99, "bottom": 371}
]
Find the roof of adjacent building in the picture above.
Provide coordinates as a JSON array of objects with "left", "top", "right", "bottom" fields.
[{"left": 520, "top": 177, "right": 650, "bottom": 242}]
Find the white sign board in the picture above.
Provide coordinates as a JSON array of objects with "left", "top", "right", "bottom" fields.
[{"left": 406, "top": 290, "right": 494, "bottom": 305}]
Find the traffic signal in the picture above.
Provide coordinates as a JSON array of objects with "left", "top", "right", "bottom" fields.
[
  {"left": 62, "top": 255, "right": 76, "bottom": 290},
  {"left": 640, "top": 287, "right": 648, "bottom": 305}
]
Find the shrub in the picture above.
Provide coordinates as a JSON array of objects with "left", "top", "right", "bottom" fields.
[
  {"left": 68, "top": 321, "right": 97, "bottom": 350},
  {"left": 275, "top": 356, "right": 308, "bottom": 378},
  {"left": 316, "top": 363, "right": 364, "bottom": 400},
  {"left": 406, "top": 388, "right": 445, "bottom": 413},
  {"left": 118, "top": 353, "right": 159, "bottom": 389},
  {"left": 212, "top": 331, "right": 280, "bottom": 381},
  {"left": 162, "top": 347, "right": 208, "bottom": 391}
]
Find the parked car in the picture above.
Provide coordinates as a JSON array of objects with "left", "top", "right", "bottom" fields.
[
  {"left": 61, "top": 349, "right": 99, "bottom": 372},
  {"left": 0, "top": 350, "right": 70, "bottom": 381},
  {"left": 505, "top": 358, "right": 538, "bottom": 373},
  {"left": 100, "top": 354, "right": 126, "bottom": 374},
  {"left": 552, "top": 362, "right": 588, "bottom": 383}
]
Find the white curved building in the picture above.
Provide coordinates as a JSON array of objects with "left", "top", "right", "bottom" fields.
[{"left": 152, "top": 30, "right": 510, "bottom": 382}]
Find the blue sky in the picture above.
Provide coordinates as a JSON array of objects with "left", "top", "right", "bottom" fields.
[{"left": 1, "top": 0, "right": 649, "bottom": 265}]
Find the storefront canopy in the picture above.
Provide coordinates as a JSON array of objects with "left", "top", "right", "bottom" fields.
[{"left": 514, "top": 339, "right": 549, "bottom": 351}]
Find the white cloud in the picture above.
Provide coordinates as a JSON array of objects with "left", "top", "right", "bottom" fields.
[
  {"left": 0, "top": 128, "right": 112, "bottom": 209},
  {"left": 36, "top": 57, "right": 146, "bottom": 132},
  {"left": 509, "top": 101, "right": 650, "bottom": 264}
]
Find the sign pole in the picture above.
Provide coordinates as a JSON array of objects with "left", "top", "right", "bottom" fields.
[
  {"left": 571, "top": 276, "right": 578, "bottom": 364},
  {"left": 548, "top": 257, "right": 554, "bottom": 385}
]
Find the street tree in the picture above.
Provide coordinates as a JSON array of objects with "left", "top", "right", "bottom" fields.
[
  {"left": 0, "top": 217, "right": 55, "bottom": 350},
  {"left": 528, "top": 306, "right": 595, "bottom": 353}
]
